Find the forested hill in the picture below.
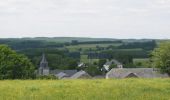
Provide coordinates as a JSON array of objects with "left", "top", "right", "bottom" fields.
[
  {"left": 0, "top": 37, "right": 163, "bottom": 73},
  {"left": 0, "top": 37, "right": 156, "bottom": 43},
  {"left": 0, "top": 37, "right": 117, "bottom": 43}
]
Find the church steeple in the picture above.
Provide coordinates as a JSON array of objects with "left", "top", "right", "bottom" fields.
[
  {"left": 40, "top": 53, "right": 48, "bottom": 68},
  {"left": 38, "top": 53, "right": 49, "bottom": 75}
]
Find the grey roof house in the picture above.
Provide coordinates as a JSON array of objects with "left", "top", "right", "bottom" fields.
[
  {"left": 55, "top": 72, "right": 69, "bottom": 79},
  {"left": 111, "top": 59, "right": 123, "bottom": 68},
  {"left": 50, "top": 69, "right": 77, "bottom": 77},
  {"left": 106, "top": 68, "right": 169, "bottom": 79},
  {"left": 70, "top": 70, "right": 91, "bottom": 79},
  {"left": 77, "top": 62, "right": 86, "bottom": 68},
  {"left": 102, "top": 59, "right": 123, "bottom": 72}
]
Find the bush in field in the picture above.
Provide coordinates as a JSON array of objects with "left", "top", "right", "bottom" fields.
[
  {"left": 0, "top": 45, "right": 35, "bottom": 79},
  {"left": 151, "top": 42, "right": 170, "bottom": 74}
]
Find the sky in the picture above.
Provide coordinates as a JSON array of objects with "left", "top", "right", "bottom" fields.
[{"left": 0, "top": 0, "right": 170, "bottom": 39}]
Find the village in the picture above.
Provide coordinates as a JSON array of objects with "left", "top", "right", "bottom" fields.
[
  {"left": 1, "top": 0, "right": 170, "bottom": 99},
  {"left": 38, "top": 53, "right": 169, "bottom": 79}
]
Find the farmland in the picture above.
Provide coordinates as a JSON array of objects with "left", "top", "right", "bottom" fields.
[
  {"left": 0, "top": 79, "right": 170, "bottom": 100},
  {"left": 65, "top": 43, "right": 122, "bottom": 51}
]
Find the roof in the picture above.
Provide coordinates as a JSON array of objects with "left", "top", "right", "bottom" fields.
[
  {"left": 106, "top": 68, "right": 169, "bottom": 79},
  {"left": 78, "top": 62, "right": 86, "bottom": 67},
  {"left": 70, "top": 70, "right": 91, "bottom": 79},
  {"left": 122, "top": 72, "right": 139, "bottom": 78},
  {"left": 104, "top": 61, "right": 112, "bottom": 66},
  {"left": 101, "top": 65, "right": 110, "bottom": 71},
  {"left": 55, "top": 72, "right": 69, "bottom": 79},
  {"left": 102, "top": 59, "right": 123, "bottom": 70},
  {"left": 104, "top": 59, "right": 122, "bottom": 66},
  {"left": 50, "top": 69, "right": 77, "bottom": 76},
  {"left": 111, "top": 59, "right": 122, "bottom": 65}
]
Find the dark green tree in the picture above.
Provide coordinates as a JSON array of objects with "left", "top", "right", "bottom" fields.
[
  {"left": 109, "top": 64, "right": 117, "bottom": 70},
  {"left": 85, "top": 64, "right": 102, "bottom": 76},
  {"left": 0, "top": 45, "right": 35, "bottom": 79},
  {"left": 151, "top": 42, "right": 170, "bottom": 74},
  {"left": 98, "top": 59, "right": 106, "bottom": 68},
  {"left": 67, "top": 59, "right": 78, "bottom": 69}
]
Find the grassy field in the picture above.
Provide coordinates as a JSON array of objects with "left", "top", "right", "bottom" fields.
[
  {"left": 133, "top": 58, "right": 150, "bottom": 64},
  {"left": 133, "top": 58, "right": 150, "bottom": 67},
  {"left": 65, "top": 43, "right": 122, "bottom": 51},
  {"left": 80, "top": 55, "right": 99, "bottom": 63},
  {"left": 0, "top": 79, "right": 170, "bottom": 100}
]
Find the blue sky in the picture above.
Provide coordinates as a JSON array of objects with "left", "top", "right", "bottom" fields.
[{"left": 0, "top": 0, "right": 170, "bottom": 39}]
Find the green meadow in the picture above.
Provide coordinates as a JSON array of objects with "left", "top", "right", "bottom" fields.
[
  {"left": 65, "top": 43, "right": 122, "bottom": 51},
  {"left": 0, "top": 79, "right": 170, "bottom": 100}
]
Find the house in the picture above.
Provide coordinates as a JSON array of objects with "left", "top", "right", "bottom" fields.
[
  {"left": 101, "top": 59, "right": 123, "bottom": 72},
  {"left": 111, "top": 59, "right": 123, "bottom": 68},
  {"left": 55, "top": 72, "right": 69, "bottom": 79},
  {"left": 102, "top": 61, "right": 112, "bottom": 71},
  {"left": 106, "top": 68, "right": 169, "bottom": 79},
  {"left": 77, "top": 62, "right": 86, "bottom": 68},
  {"left": 70, "top": 70, "right": 91, "bottom": 79},
  {"left": 50, "top": 69, "right": 77, "bottom": 78}
]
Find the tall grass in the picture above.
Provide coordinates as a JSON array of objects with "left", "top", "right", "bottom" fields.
[{"left": 0, "top": 79, "right": 170, "bottom": 100}]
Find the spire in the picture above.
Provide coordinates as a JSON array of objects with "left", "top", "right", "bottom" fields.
[
  {"left": 40, "top": 53, "right": 48, "bottom": 63},
  {"left": 40, "top": 53, "right": 48, "bottom": 68},
  {"left": 38, "top": 53, "right": 50, "bottom": 75}
]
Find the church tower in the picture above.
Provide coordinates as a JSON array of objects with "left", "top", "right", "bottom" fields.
[{"left": 38, "top": 53, "right": 50, "bottom": 75}]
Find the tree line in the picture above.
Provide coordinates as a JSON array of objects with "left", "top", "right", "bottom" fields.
[{"left": 0, "top": 40, "right": 170, "bottom": 79}]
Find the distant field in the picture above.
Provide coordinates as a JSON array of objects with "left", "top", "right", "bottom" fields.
[
  {"left": 65, "top": 43, "right": 122, "bottom": 51},
  {"left": 80, "top": 55, "right": 99, "bottom": 63},
  {"left": 80, "top": 55, "right": 89, "bottom": 63},
  {"left": 156, "top": 40, "right": 170, "bottom": 44},
  {"left": 116, "top": 48, "right": 143, "bottom": 51},
  {"left": 0, "top": 79, "right": 170, "bottom": 100}
]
